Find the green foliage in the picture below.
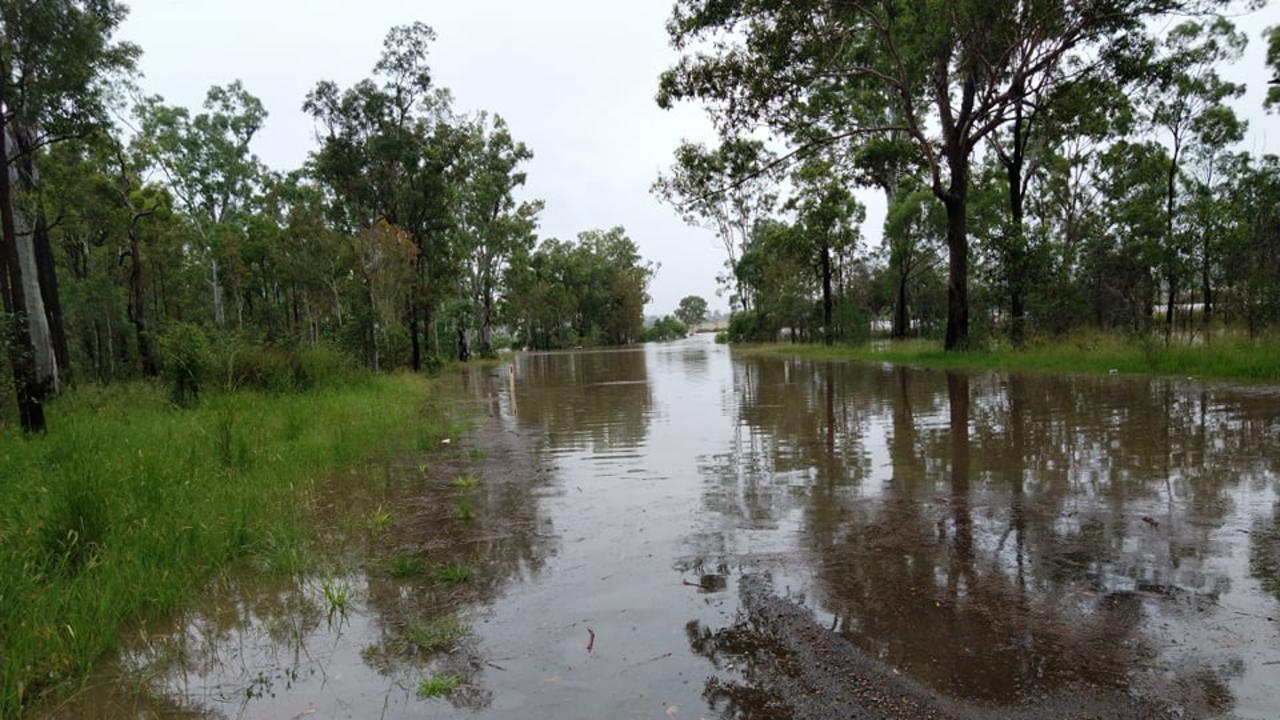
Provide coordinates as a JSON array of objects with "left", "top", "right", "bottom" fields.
[
  {"left": 644, "top": 315, "right": 688, "bottom": 343},
  {"left": 159, "top": 322, "right": 210, "bottom": 407},
  {"left": 504, "top": 227, "right": 654, "bottom": 349},
  {"left": 1267, "top": 26, "right": 1280, "bottom": 113},
  {"left": 675, "top": 295, "right": 709, "bottom": 327}
]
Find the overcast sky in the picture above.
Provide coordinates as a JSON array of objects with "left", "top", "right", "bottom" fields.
[{"left": 117, "top": 1, "right": 1279, "bottom": 316}]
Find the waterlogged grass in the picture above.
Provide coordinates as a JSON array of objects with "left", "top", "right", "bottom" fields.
[
  {"left": 417, "top": 672, "right": 462, "bottom": 699},
  {"left": 321, "top": 578, "right": 353, "bottom": 617},
  {"left": 404, "top": 614, "right": 471, "bottom": 654},
  {"left": 367, "top": 505, "right": 392, "bottom": 535},
  {"left": 388, "top": 555, "right": 428, "bottom": 578},
  {"left": 431, "top": 563, "right": 474, "bottom": 584},
  {"left": 756, "top": 332, "right": 1280, "bottom": 384},
  {"left": 0, "top": 373, "right": 459, "bottom": 717}
]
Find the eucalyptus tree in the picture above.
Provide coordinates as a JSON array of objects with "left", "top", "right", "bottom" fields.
[
  {"left": 788, "top": 160, "right": 865, "bottom": 344},
  {"left": 659, "top": 0, "right": 1236, "bottom": 349},
  {"left": 652, "top": 139, "right": 776, "bottom": 313},
  {"left": 0, "top": 0, "right": 137, "bottom": 430},
  {"left": 454, "top": 114, "right": 542, "bottom": 357},
  {"left": 136, "top": 81, "right": 267, "bottom": 328},
  {"left": 1143, "top": 18, "right": 1247, "bottom": 339},
  {"left": 883, "top": 187, "right": 945, "bottom": 339},
  {"left": 675, "top": 295, "right": 708, "bottom": 328},
  {"left": 305, "top": 22, "right": 463, "bottom": 369}
]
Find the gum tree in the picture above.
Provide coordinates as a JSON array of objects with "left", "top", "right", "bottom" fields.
[
  {"left": 0, "top": 0, "right": 137, "bottom": 431},
  {"left": 659, "top": 0, "right": 1236, "bottom": 349}
]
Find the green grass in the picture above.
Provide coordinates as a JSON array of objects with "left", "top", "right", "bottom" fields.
[
  {"left": 367, "top": 505, "right": 392, "bottom": 535},
  {"left": 451, "top": 474, "right": 480, "bottom": 490},
  {"left": 431, "top": 563, "right": 474, "bottom": 584},
  {"left": 454, "top": 498, "right": 476, "bottom": 521},
  {"left": 403, "top": 613, "right": 471, "bottom": 654},
  {"left": 417, "top": 672, "right": 462, "bottom": 699},
  {"left": 388, "top": 555, "right": 428, "bottom": 578},
  {"left": 320, "top": 578, "right": 353, "bottom": 617},
  {"left": 752, "top": 332, "right": 1280, "bottom": 384},
  {"left": 0, "top": 373, "right": 458, "bottom": 717}
]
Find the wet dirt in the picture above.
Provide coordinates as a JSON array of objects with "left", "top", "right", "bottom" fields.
[{"left": 43, "top": 337, "right": 1280, "bottom": 719}]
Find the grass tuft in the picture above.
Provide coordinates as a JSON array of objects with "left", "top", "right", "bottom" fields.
[
  {"left": 417, "top": 673, "right": 462, "bottom": 699},
  {"left": 431, "top": 563, "right": 474, "bottom": 584},
  {"left": 388, "top": 555, "right": 427, "bottom": 578},
  {"left": 452, "top": 474, "right": 480, "bottom": 491},
  {"left": 404, "top": 614, "right": 471, "bottom": 654}
]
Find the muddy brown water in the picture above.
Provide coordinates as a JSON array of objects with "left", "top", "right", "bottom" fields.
[{"left": 49, "top": 336, "right": 1280, "bottom": 719}]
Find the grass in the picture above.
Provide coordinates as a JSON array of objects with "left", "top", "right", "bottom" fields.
[
  {"left": 0, "top": 372, "right": 460, "bottom": 717},
  {"left": 431, "top": 563, "right": 474, "bottom": 584},
  {"left": 751, "top": 331, "right": 1280, "bottom": 384},
  {"left": 367, "top": 505, "right": 392, "bottom": 535},
  {"left": 451, "top": 474, "right": 480, "bottom": 490},
  {"left": 454, "top": 498, "right": 476, "bottom": 521},
  {"left": 403, "top": 614, "right": 471, "bottom": 654},
  {"left": 417, "top": 672, "right": 462, "bottom": 699},
  {"left": 320, "top": 578, "right": 353, "bottom": 617},
  {"left": 388, "top": 555, "right": 428, "bottom": 578}
]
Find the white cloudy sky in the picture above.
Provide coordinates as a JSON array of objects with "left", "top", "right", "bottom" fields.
[{"left": 117, "top": 1, "right": 1279, "bottom": 315}]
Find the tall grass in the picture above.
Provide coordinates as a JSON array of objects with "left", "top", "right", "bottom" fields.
[
  {"left": 760, "top": 331, "right": 1280, "bottom": 383},
  {"left": 0, "top": 372, "right": 457, "bottom": 717}
]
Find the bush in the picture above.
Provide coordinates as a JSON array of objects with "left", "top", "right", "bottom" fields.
[
  {"left": 728, "top": 310, "right": 777, "bottom": 343},
  {"left": 159, "top": 322, "right": 210, "bottom": 407},
  {"left": 644, "top": 315, "right": 688, "bottom": 343}
]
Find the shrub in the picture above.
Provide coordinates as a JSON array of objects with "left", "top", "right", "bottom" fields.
[
  {"left": 644, "top": 315, "right": 688, "bottom": 343},
  {"left": 159, "top": 322, "right": 210, "bottom": 407}
]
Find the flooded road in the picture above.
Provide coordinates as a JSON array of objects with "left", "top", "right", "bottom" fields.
[{"left": 55, "top": 336, "right": 1280, "bottom": 718}]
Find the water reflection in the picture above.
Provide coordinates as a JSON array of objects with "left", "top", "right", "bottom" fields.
[{"left": 706, "top": 352, "right": 1280, "bottom": 715}]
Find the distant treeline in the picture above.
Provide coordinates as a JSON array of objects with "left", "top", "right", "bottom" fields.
[
  {"left": 656, "top": 2, "right": 1280, "bottom": 349},
  {"left": 1, "top": 6, "right": 653, "bottom": 432}
]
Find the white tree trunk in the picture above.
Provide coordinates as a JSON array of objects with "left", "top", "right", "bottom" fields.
[{"left": 6, "top": 146, "right": 58, "bottom": 394}]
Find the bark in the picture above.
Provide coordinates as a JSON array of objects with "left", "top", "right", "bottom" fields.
[
  {"left": 14, "top": 129, "right": 71, "bottom": 382},
  {"left": 1004, "top": 138, "right": 1027, "bottom": 348},
  {"left": 126, "top": 223, "right": 157, "bottom": 376},
  {"left": 0, "top": 92, "right": 47, "bottom": 431},
  {"left": 893, "top": 270, "right": 909, "bottom": 339},
  {"left": 943, "top": 192, "right": 970, "bottom": 351},
  {"left": 409, "top": 298, "right": 422, "bottom": 372},
  {"left": 820, "top": 238, "right": 833, "bottom": 345}
]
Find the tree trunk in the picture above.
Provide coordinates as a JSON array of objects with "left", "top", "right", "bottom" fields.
[
  {"left": 14, "top": 128, "right": 71, "bottom": 383},
  {"left": 1201, "top": 235, "right": 1213, "bottom": 331},
  {"left": 943, "top": 193, "right": 969, "bottom": 351},
  {"left": 893, "top": 267, "right": 909, "bottom": 339},
  {"left": 820, "top": 238, "right": 833, "bottom": 345},
  {"left": 127, "top": 227, "right": 157, "bottom": 376},
  {"left": 0, "top": 103, "right": 46, "bottom": 432},
  {"left": 409, "top": 298, "right": 421, "bottom": 372},
  {"left": 1005, "top": 152, "right": 1027, "bottom": 348}
]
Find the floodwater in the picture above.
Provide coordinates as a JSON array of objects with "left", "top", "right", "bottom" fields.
[{"left": 52, "top": 335, "right": 1280, "bottom": 719}]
